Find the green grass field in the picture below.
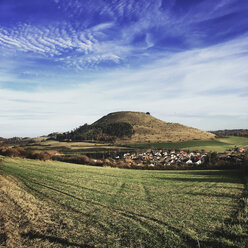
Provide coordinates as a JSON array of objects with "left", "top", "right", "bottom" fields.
[
  {"left": 22, "top": 139, "right": 131, "bottom": 156},
  {"left": 0, "top": 156, "right": 247, "bottom": 247},
  {"left": 129, "top": 136, "right": 248, "bottom": 152},
  {"left": 18, "top": 136, "right": 248, "bottom": 157}
]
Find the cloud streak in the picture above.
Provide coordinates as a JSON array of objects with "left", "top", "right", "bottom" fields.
[
  {"left": 0, "top": 35, "right": 247, "bottom": 137},
  {"left": 1, "top": 0, "right": 247, "bottom": 70}
]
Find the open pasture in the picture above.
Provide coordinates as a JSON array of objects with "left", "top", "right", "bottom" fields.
[
  {"left": 17, "top": 137, "right": 248, "bottom": 160},
  {"left": 22, "top": 139, "right": 130, "bottom": 156},
  {"left": 129, "top": 136, "right": 248, "bottom": 152},
  {"left": 0, "top": 156, "right": 247, "bottom": 247}
]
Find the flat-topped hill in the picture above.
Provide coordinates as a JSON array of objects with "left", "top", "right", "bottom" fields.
[
  {"left": 55, "top": 111, "right": 215, "bottom": 144},
  {"left": 93, "top": 111, "right": 215, "bottom": 144}
]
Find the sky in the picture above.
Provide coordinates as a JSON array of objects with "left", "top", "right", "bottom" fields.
[{"left": 0, "top": 0, "right": 248, "bottom": 137}]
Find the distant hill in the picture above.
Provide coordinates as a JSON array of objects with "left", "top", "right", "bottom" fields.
[
  {"left": 0, "top": 137, "right": 24, "bottom": 145},
  {"left": 210, "top": 129, "right": 248, "bottom": 138},
  {"left": 56, "top": 111, "right": 215, "bottom": 144}
]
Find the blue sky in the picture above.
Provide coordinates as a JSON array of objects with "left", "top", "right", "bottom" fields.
[{"left": 0, "top": 0, "right": 247, "bottom": 137}]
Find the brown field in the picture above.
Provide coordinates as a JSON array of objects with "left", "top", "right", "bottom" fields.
[{"left": 0, "top": 175, "right": 73, "bottom": 248}]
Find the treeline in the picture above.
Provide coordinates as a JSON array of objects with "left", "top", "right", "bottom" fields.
[
  {"left": 210, "top": 129, "right": 248, "bottom": 138},
  {"left": 55, "top": 122, "right": 134, "bottom": 142},
  {"left": 0, "top": 137, "right": 24, "bottom": 145}
]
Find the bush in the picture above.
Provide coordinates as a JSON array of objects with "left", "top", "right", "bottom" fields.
[
  {"left": 117, "top": 160, "right": 129, "bottom": 168},
  {"left": 90, "top": 159, "right": 104, "bottom": 166},
  {"left": 26, "top": 151, "right": 51, "bottom": 161},
  {"left": 74, "top": 155, "right": 91, "bottom": 164},
  {"left": 103, "top": 159, "right": 115, "bottom": 167},
  {"left": 14, "top": 147, "right": 26, "bottom": 157}
]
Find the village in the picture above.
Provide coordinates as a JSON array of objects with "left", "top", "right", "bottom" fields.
[{"left": 114, "top": 147, "right": 247, "bottom": 168}]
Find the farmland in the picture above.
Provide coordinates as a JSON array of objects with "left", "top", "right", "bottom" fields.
[
  {"left": 0, "top": 156, "right": 247, "bottom": 247},
  {"left": 129, "top": 136, "right": 248, "bottom": 153},
  {"left": 20, "top": 139, "right": 130, "bottom": 157},
  {"left": 11, "top": 136, "right": 248, "bottom": 159}
]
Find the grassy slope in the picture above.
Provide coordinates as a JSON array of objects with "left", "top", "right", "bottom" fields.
[
  {"left": 1, "top": 156, "right": 248, "bottom": 247},
  {"left": 94, "top": 111, "right": 215, "bottom": 143},
  {"left": 129, "top": 136, "right": 248, "bottom": 152}
]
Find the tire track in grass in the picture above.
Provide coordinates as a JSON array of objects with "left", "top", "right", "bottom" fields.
[
  {"left": 141, "top": 184, "right": 152, "bottom": 202},
  {"left": 0, "top": 176, "right": 32, "bottom": 247},
  {"left": 0, "top": 175, "right": 94, "bottom": 248},
  {"left": 21, "top": 232, "right": 93, "bottom": 248},
  {"left": 9, "top": 176, "right": 103, "bottom": 248},
  {"left": 117, "top": 182, "right": 126, "bottom": 194},
  {"left": 18, "top": 177, "right": 123, "bottom": 245},
  {"left": 20, "top": 177, "right": 154, "bottom": 247},
  {"left": 17, "top": 175, "right": 199, "bottom": 247},
  {"left": 111, "top": 182, "right": 126, "bottom": 199},
  {"left": 197, "top": 170, "right": 248, "bottom": 248}
]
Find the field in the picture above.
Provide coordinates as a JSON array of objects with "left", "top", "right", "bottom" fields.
[
  {"left": 16, "top": 136, "right": 248, "bottom": 159},
  {"left": 0, "top": 156, "right": 247, "bottom": 247},
  {"left": 129, "top": 136, "right": 248, "bottom": 152},
  {"left": 21, "top": 139, "right": 131, "bottom": 157}
]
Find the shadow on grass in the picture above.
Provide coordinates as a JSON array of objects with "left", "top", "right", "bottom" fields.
[
  {"left": 199, "top": 170, "right": 248, "bottom": 248},
  {"left": 154, "top": 170, "right": 242, "bottom": 184},
  {"left": 21, "top": 232, "right": 94, "bottom": 248},
  {"left": 185, "top": 192, "right": 238, "bottom": 199},
  {"left": 0, "top": 233, "right": 7, "bottom": 246}
]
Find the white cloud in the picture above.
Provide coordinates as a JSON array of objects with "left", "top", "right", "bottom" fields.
[
  {"left": 1, "top": 0, "right": 245, "bottom": 72},
  {"left": 0, "top": 23, "right": 100, "bottom": 58},
  {"left": 0, "top": 35, "right": 247, "bottom": 137},
  {"left": 0, "top": 20, "right": 136, "bottom": 70}
]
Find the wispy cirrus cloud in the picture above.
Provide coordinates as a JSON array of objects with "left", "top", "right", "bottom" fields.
[
  {"left": 0, "top": 23, "right": 94, "bottom": 56},
  {"left": 0, "top": 35, "right": 247, "bottom": 137},
  {"left": 1, "top": 0, "right": 247, "bottom": 71},
  {"left": 0, "top": 0, "right": 247, "bottom": 136},
  {"left": 0, "top": 21, "right": 134, "bottom": 71}
]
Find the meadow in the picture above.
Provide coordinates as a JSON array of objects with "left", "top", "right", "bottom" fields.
[
  {"left": 22, "top": 139, "right": 130, "bottom": 157},
  {"left": 0, "top": 156, "right": 247, "bottom": 247},
  {"left": 129, "top": 136, "right": 248, "bottom": 152},
  {"left": 17, "top": 136, "right": 248, "bottom": 160}
]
